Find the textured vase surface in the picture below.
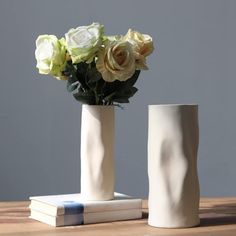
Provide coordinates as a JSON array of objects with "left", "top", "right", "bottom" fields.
[
  {"left": 148, "top": 104, "right": 200, "bottom": 228},
  {"left": 80, "top": 105, "right": 115, "bottom": 201}
]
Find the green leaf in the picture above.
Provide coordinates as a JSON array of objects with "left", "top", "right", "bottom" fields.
[
  {"left": 87, "top": 67, "right": 102, "bottom": 84},
  {"left": 123, "top": 70, "right": 140, "bottom": 88},
  {"left": 115, "top": 86, "right": 138, "bottom": 98},
  {"left": 74, "top": 62, "right": 89, "bottom": 90},
  {"left": 67, "top": 81, "right": 79, "bottom": 92},
  {"left": 103, "top": 91, "right": 116, "bottom": 102},
  {"left": 67, "top": 74, "right": 78, "bottom": 85},
  {"left": 112, "top": 97, "right": 130, "bottom": 103},
  {"left": 102, "top": 80, "right": 122, "bottom": 98},
  {"left": 66, "top": 73, "right": 79, "bottom": 92},
  {"left": 110, "top": 87, "right": 138, "bottom": 104},
  {"left": 129, "top": 86, "right": 138, "bottom": 96},
  {"left": 102, "top": 70, "right": 140, "bottom": 98},
  {"left": 75, "top": 62, "right": 89, "bottom": 75},
  {"left": 73, "top": 88, "right": 95, "bottom": 104}
]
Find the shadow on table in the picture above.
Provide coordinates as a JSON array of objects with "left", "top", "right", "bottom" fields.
[
  {"left": 200, "top": 203, "right": 236, "bottom": 227},
  {"left": 142, "top": 203, "right": 236, "bottom": 226}
]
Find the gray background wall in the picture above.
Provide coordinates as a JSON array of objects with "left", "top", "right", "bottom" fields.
[{"left": 0, "top": 0, "right": 236, "bottom": 200}]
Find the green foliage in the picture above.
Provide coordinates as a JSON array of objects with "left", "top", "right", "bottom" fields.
[
  {"left": 62, "top": 61, "right": 140, "bottom": 105},
  {"left": 73, "top": 88, "right": 96, "bottom": 104}
]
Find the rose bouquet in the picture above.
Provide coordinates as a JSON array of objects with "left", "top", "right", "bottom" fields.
[{"left": 35, "top": 22, "right": 154, "bottom": 105}]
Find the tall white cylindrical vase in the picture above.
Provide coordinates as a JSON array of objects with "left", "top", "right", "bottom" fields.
[
  {"left": 148, "top": 104, "right": 200, "bottom": 228},
  {"left": 80, "top": 105, "right": 115, "bottom": 201}
]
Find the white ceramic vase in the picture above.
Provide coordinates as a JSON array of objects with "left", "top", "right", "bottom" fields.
[
  {"left": 80, "top": 105, "right": 115, "bottom": 201},
  {"left": 148, "top": 104, "right": 200, "bottom": 228}
]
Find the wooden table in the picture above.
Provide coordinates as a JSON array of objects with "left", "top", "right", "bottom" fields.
[{"left": 1, "top": 198, "right": 236, "bottom": 236}]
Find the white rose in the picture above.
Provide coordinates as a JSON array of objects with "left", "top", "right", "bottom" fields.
[
  {"left": 65, "top": 22, "right": 104, "bottom": 63},
  {"left": 96, "top": 41, "right": 136, "bottom": 82},
  {"left": 123, "top": 29, "right": 154, "bottom": 70},
  {"left": 35, "top": 35, "right": 66, "bottom": 80}
]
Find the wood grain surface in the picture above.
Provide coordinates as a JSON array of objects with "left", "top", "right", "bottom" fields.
[{"left": 1, "top": 198, "right": 236, "bottom": 236}]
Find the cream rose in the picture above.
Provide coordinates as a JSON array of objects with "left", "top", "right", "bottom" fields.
[
  {"left": 96, "top": 41, "right": 136, "bottom": 82},
  {"left": 65, "top": 22, "right": 103, "bottom": 63},
  {"left": 35, "top": 35, "right": 66, "bottom": 80},
  {"left": 123, "top": 29, "right": 154, "bottom": 70}
]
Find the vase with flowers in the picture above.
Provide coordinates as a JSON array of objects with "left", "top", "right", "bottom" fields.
[{"left": 35, "top": 22, "right": 154, "bottom": 200}]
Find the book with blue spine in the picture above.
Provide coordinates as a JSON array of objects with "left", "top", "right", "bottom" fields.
[{"left": 29, "top": 192, "right": 142, "bottom": 226}]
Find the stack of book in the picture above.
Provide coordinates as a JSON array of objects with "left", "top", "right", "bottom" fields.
[{"left": 29, "top": 192, "right": 142, "bottom": 226}]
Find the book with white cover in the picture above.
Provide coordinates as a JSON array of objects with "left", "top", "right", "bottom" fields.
[
  {"left": 29, "top": 192, "right": 142, "bottom": 216},
  {"left": 30, "top": 208, "right": 142, "bottom": 227}
]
